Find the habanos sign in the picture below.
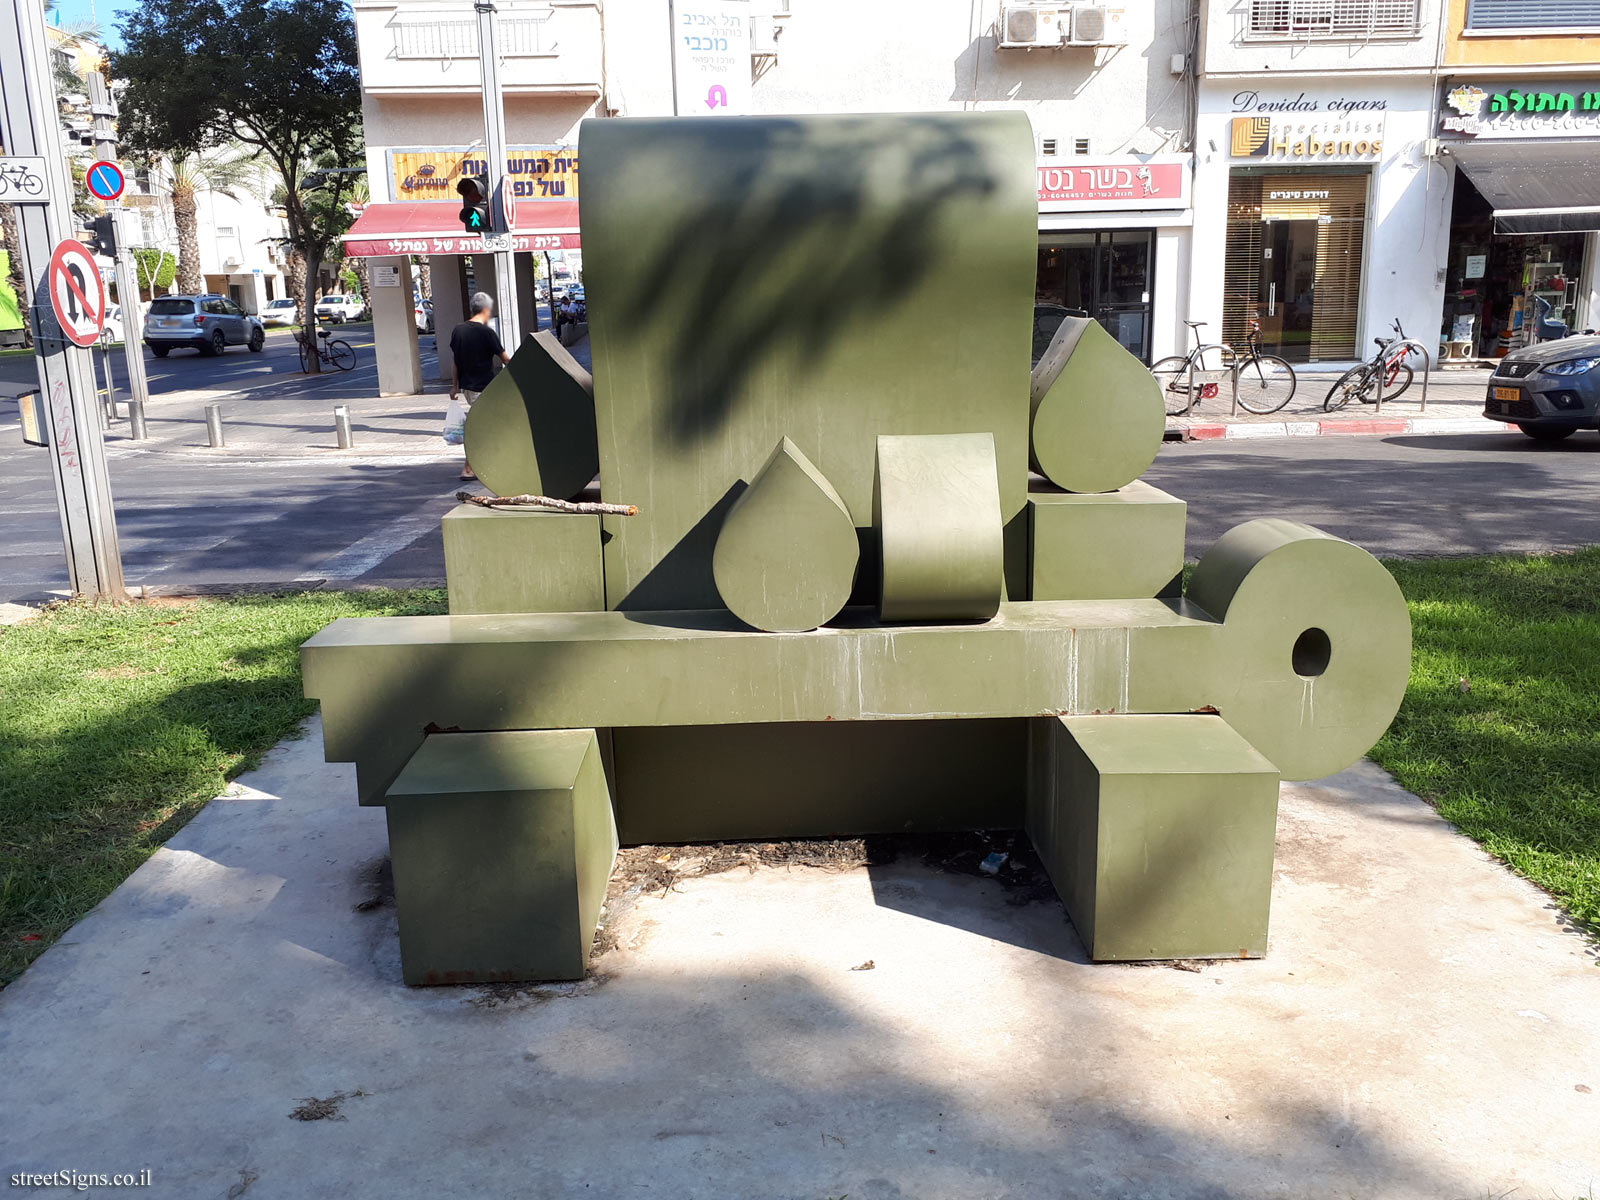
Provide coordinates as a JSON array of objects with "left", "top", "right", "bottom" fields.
[{"left": 1229, "top": 91, "right": 1387, "bottom": 161}]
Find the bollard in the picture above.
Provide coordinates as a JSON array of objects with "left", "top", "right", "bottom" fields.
[
  {"left": 334, "top": 404, "right": 353, "bottom": 450},
  {"left": 128, "top": 399, "right": 147, "bottom": 441},
  {"left": 205, "top": 402, "right": 225, "bottom": 448}
]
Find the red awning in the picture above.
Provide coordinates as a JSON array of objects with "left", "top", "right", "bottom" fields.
[{"left": 342, "top": 199, "right": 581, "bottom": 257}]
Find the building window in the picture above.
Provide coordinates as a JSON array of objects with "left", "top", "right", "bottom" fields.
[
  {"left": 392, "top": 11, "right": 554, "bottom": 59},
  {"left": 1073, "top": 137, "right": 1091, "bottom": 155},
  {"left": 1246, "top": 0, "right": 1420, "bottom": 39},
  {"left": 1041, "top": 138, "right": 1058, "bottom": 156},
  {"left": 1466, "top": 0, "right": 1600, "bottom": 27},
  {"left": 1223, "top": 172, "right": 1370, "bottom": 363}
]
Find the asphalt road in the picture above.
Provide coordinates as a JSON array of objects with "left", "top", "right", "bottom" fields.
[
  {"left": 5, "top": 423, "right": 1600, "bottom": 604},
  {"left": 1144, "top": 429, "right": 1600, "bottom": 558}
]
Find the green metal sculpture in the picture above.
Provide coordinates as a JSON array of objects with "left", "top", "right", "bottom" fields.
[{"left": 302, "top": 112, "right": 1411, "bottom": 985}]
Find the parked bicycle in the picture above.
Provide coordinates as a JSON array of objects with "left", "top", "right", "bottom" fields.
[
  {"left": 296, "top": 326, "right": 357, "bottom": 373},
  {"left": 1323, "top": 320, "right": 1416, "bottom": 411},
  {"left": 1152, "top": 319, "right": 1298, "bottom": 416}
]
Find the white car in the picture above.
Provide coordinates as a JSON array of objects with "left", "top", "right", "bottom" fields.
[
  {"left": 259, "top": 297, "right": 298, "bottom": 328},
  {"left": 100, "top": 305, "right": 124, "bottom": 344},
  {"left": 314, "top": 294, "right": 366, "bottom": 324}
]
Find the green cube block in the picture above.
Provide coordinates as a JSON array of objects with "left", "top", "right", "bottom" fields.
[
  {"left": 442, "top": 505, "right": 604, "bottom": 615},
  {"left": 1028, "top": 481, "right": 1186, "bottom": 601},
  {"left": 1027, "top": 714, "right": 1280, "bottom": 961},
  {"left": 383, "top": 729, "right": 618, "bottom": 985}
]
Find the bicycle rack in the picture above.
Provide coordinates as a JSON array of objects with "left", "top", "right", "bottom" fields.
[
  {"left": 1184, "top": 348, "right": 1241, "bottom": 418},
  {"left": 1373, "top": 339, "right": 1432, "bottom": 416}
]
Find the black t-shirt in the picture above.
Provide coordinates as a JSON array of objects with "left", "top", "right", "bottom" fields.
[{"left": 450, "top": 321, "right": 504, "bottom": 392}]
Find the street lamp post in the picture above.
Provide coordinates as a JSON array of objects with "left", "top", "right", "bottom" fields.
[{"left": 474, "top": 0, "right": 521, "bottom": 350}]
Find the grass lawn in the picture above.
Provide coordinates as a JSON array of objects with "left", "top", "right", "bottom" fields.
[
  {"left": 0, "top": 590, "right": 444, "bottom": 988},
  {"left": 1, "top": 551, "right": 1595, "bottom": 990},
  {"left": 1371, "top": 548, "right": 1600, "bottom": 935}
]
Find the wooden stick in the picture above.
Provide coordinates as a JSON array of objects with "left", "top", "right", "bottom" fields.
[{"left": 455, "top": 491, "right": 638, "bottom": 516}]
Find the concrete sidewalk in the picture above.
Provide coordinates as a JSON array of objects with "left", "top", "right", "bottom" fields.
[
  {"left": 1167, "top": 366, "right": 1509, "bottom": 442},
  {"left": 0, "top": 718, "right": 1593, "bottom": 1199}
]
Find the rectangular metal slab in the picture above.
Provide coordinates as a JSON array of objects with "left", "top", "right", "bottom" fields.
[
  {"left": 1029, "top": 481, "right": 1187, "bottom": 601},
  {"left": 611, "top": 720, "right": 1026, "bottom": 844},
  {"left": 301, "top": 600, "right": 1232, "bottom": 807},
  {"left": 1027, "top": 714, "right": 1280, "bottom": 961},
  {"left": 385, "top": 729, "right": 617, "bottom": 984},
  {"left": 442, "top": 505, "right": 604, "bottom": 616},
  {"left": 579, "top": 112, "right": 1039, "bottom": 611}
]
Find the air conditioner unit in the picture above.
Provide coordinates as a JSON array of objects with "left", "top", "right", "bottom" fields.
[
  {"left": 999, "top": 4, "right": 1067, "bottom": 49},
  {"left": 1070, "top": 6, "right": 1128, "bottom": 46}
]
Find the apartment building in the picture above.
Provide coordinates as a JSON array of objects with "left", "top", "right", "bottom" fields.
[
  {"left": 1190, "top": 0, "right": 1454, "bottom": 365},
  {"left": 345, "top": 0, "right": 1201, "bottom": 393},
  {"left": 1434, "top": 0, "right": 1600, "bottom": 356}
]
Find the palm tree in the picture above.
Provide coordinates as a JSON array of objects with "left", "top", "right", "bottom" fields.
[
  {"left": 167, "top": 149, "right": 262, "bottom": 295},
  {"left": 344, "top": 179, "right": 371, "bottom": 306}
]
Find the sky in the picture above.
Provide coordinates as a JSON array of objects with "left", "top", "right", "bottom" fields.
[{"left": 48, "top": 0, "right": 135, "bottom": 49}]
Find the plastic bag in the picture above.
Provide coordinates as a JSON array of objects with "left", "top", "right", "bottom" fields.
[{"left": 442, "top": 394, "right": 468, "bottom": 445}]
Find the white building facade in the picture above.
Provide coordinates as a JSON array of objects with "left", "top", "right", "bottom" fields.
[
  {"left": 348, "top": 0, "right": 1201, "bottom": 391},
  {"left": 1190, "top": 0, "right": 1452, "bottom": 366}
]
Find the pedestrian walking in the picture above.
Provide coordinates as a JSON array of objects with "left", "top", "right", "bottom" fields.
[{"left": 449, "top": 291, "right": 512, "bottom": 482}]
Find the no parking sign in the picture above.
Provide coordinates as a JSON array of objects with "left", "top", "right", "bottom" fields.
[{"left": 47, "top": 238, "right": 106, "bottom": 347}]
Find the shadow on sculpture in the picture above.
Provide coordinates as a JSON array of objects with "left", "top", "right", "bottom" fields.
[{"left": 302, "top": 111, "right": 1411, "bottom": 986}]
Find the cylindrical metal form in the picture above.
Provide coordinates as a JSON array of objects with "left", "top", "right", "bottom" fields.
[
  {"left": 334, "top": 404, "right": 353, "bottom": 450},
  {"left": 128, "top": 399, "right": 147, "bottom": 441},
  {"left": 205, "top": 402, "right": 225, "bottom": 448}
]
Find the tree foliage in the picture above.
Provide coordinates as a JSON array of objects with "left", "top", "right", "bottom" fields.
[
  {"left": 113, "top": 0, "right": 363, "bottom": 370},
  {"left": 131, "top": 247, "right": 177, "bottom": 292}
]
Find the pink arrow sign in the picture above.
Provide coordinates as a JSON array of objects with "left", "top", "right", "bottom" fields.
[{"left": 706, "top": 85, "right": 728, "bottom": 110}]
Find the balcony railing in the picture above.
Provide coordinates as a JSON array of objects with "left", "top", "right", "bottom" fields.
[
  {"left": 1246, "top": 0, "right": 1421, "bottom": 38},
  {"left": 392, "top": 11, "right": 556, "bottom": 59}
]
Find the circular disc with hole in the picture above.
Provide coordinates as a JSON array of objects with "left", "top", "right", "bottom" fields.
[{"left": 1187, "top": 518, "right": 1412, "bottom": 781}]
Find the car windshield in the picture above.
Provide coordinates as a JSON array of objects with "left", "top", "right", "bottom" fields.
[
  {"left": 148, "top": 298, "right": 195, "bottom": 315},
  {"left": 267, "top": 299, "right": 294, "bottom": 309}
]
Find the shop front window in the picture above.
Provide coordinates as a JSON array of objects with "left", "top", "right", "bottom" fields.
[
  {"left": 1035, "top": 229, "right": 1155, "bottom": 362},
  {"left": 1224, "top": 172, "right": 1369, "bottom": 362}
]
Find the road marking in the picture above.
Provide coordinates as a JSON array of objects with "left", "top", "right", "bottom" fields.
[{"left": 294, "top": 495, "right": 455, "bottom": 581}]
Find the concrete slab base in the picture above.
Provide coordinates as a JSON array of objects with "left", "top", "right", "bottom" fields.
[{"left": 0, "top": 719, "right": 1594, "bottom": 1198}]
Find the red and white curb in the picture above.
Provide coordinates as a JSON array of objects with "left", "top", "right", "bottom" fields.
[{"left": 1170, "top": 416, "right": 1511, "bottom": 441}]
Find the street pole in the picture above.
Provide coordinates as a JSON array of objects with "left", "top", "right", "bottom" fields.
[
  {"left": 475, "top": 0, "right": 521, "bottom": 349},
  {"left": 0, "top": 0, "right": 126, "bottom": 600},
  {"left": 87, "top": 71, "right": 152, "bottom": 426}
]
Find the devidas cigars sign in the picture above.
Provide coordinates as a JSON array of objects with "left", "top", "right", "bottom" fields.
[{"left": 1228, "top": 92, "right": 1386, "bottom": 161}]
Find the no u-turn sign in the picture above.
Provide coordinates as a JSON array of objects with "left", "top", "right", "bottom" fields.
[{"left": 47, "top": 238, "right": 105, "bottom": 347}]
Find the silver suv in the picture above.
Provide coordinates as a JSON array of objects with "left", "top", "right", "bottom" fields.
[{"left": 143, "top": 294, "right": 265, "bottom": 358}]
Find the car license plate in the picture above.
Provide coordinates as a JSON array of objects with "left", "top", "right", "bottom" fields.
[
  {"left": 160, "top": 318, "right": 179, "bottom": 328},
  {"left": 1493, "top": 387, "right": 1518, "bottom": 402}
]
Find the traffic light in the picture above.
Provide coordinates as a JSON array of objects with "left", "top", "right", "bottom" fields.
[
  {"left": 81, "top": 214, "right": 117, "bottom": 257},
  {"left": 457, "top": 176, "right": 489, "bottom": 234}
]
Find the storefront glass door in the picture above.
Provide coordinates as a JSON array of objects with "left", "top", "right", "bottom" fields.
[
  {"left": 1224, "top": 172, "right": 1369, "bottom": 362},
  {"left": 1036, "top": 230, "right": 1155, "bottom": 362},
  {"left": 1259, "top": 219, "right": 1320, "bottom": 357}
]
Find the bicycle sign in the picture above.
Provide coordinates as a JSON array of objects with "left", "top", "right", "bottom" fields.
[
  {"left": 0, "top": 156, "right": 49, "bottom": 203},
  {"left": 48, "top": 238, "right": 106, "bottom": 347}
]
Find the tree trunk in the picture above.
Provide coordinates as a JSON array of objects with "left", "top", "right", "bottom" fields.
[
  {"left": 417, "top": 257, "right": 431, "bottom": 301},
  {"left": 302, "top": 247, "right": 323, "bottom": 374},
  {"left": 352, "top": 256, "right": 370, "bottom": 309},
  {"left": 172, "top": 180, "right": 203, "bottom": 295},
  {"left": 0, "top": 203, "right": 31, "bottom": 349},
  {"left": 284, "top": 248, "right": 306, "bottom": 321}
]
